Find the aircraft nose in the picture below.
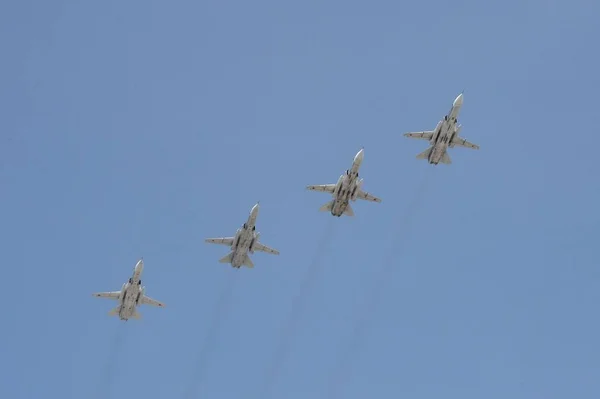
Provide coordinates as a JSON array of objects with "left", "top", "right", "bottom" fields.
[
  {"left": 355, "top": 148, "right": 364, "bottom": 162},
  {"left": 453, "top": 93, "right": 464, "bottom": 107},
  {"left": 135, "top": 259, "right": 144, "bottom": 272},
  {"left": 251, "top": 202, "right": 260, "bottom": 214}
]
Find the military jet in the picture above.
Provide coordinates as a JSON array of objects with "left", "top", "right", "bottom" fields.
[
  {"left": 92, "top": 259, "right": 165, "bottom": 321},
  {"left": 205, "top": 202, "right": 280, "bottom": 268},
  {"left": 404, "top": 92, "right": 479, "bottom": 165},
  {"left": 306, "top": 148, "right": 381, "bottom": 217}
]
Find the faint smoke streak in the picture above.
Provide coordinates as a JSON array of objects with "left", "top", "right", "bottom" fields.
[
  {"left": 93, "top": 323, "right": 127, "bottom": 399},
  {"left": 183, "top": 272, "right": 238, "bottom": 399},
  {"left": 257, "top": 218, "right": 336, "bottom": 399},
  {"left": 326, "top": 167, "right": 435, "bottom": 399}
]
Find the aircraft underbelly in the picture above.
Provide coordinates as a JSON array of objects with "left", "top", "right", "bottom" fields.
[
  {"left": 119, "top": 303, "right": 132, "bottom": 320},
  {"left": 119, "top": 308, "right": 131, "bottom": 320},
  {"left": 232, "top": 250, "right": 246, "bottom": 268},
  {"left": 331, "top": 198, "right": 347, "bottom": 217},
  {"left": 430, "top": 145, "right": 446, "bottom": 164},
  {"left": 122, "top": 291, "right": 137, "bottom": 310},
  {"left": 232, "top": 234, "right": 252, "bottom": 266}
]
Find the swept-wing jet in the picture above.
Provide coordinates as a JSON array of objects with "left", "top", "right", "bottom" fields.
[
  {"left": 404, "top": 93, "right": 479, "bottom": 165},
  {"left": 306, "top": 148, "right": 381, "bottom": 217},
  {"left": 205, "top": 202, "right": 280, "bottom": 268},
  {"left": 92, "top": 259, "right": 165, "bottom": 321}
]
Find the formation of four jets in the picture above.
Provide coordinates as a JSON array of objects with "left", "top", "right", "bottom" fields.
[{"left": 93, "top": 93, "right": 479, "bottom": 321}]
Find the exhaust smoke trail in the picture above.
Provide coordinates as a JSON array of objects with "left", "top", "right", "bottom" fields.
[
  {"left": 256, "top": 218, "right": 336, "bottom": 399},
  {"left": 182, "top": 271, "right": 238, "bottom": 399},
  {"left": 93, "top": 322, "right": 127, "bottom": 399},
  {"left": 325, "top": 168, "right": 435, "bottom": 398}
]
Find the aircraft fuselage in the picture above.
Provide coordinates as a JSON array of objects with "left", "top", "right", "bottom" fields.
[
  {"left": 229, "top": 204, "right": 259, "bottom": 268},
  {"left": 117, "top": 262, "right": 144, "bottom": 320},
  {"left": 427, "top": 100, "right": 463, "bottom": 164},
  {"left": 329, "top": 150, "right": 364, "bottom": 217}
]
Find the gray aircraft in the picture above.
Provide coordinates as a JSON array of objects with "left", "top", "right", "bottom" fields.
[
  {"left": 306, "top": 148, "right": 381, "bottom": 217},
  {"left": 92, "top": 259, "right": 165, "bottom": 321},
  {"left": 205, "top": 202, "right": 280, "bottom": 268},
  {"left": 404, "top": 93, "right": 479, "bottom": 164}
]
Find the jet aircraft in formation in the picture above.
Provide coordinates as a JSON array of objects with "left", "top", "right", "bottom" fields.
[
  {"left": 404, "top": 93, "right": 479, "bottom": 165},
  {"left": 93, "top": 92, "right": 480, "bottom": 321},
  {"left": 306, "top": 148, "right": 382, "bottom": 217},
  {"left": 92, "top": 259, "right": 165, "bottom": 321},
  {"left": 205, "top": 202, "right": 280, "bottom": 268}
]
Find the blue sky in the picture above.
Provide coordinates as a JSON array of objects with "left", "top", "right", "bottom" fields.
[{"left": 1, "top": 0, "right": 599, "bottom": 398}]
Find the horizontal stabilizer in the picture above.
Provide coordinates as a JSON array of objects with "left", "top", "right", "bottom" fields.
[
  {"left": 319, "top": 201, "right": 334, "bottom": 212},
  {"left": 416, "top": 147, "right": 433, "bottom": 160},
  {"left": 243, "top": 255, "right": 254, "bottom": 268},
  {"left": 132, "top": 309, "right": 142, "bottom": 320},
  {"left": 440, "top": 152, "right": 452, "bottom": 164},
  {"left": 108, "top": 306, "right": 119, "bottom": 316},
  {"left": 343, "top": 204, "right": 354, "bottom": 216},
  {"left": 219, "top": 252, "right": 234, "bottom": 264}
]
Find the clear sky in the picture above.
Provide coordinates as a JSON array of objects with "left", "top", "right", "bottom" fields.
[{"left": 1, "top": 0, "right": 599, "bottom": 398}]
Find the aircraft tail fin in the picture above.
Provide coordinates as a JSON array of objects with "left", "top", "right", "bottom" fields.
[
  {"left": 243, "top": 254, "right": 254, "bottom": 268},
  {"left": 343, "top": 204, "right": 354, "bottom": 216},
  {"left": 319, "top": 200, "right": 334, "bottom": 212},
  {"left": 416, "top": 147, "right": 433, "bottom": 160},
  {"left": 440, "top": 152, "right": 452, "bottom": 164},
  {"left": 219, "top": 252, "right": 234, "bottom": 264}
]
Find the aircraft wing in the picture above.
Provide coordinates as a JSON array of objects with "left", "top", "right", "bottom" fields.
[
  {"left": 140, "top": 295, "right": 165, "bottom": 308},
  {"left": 404, "top": 131, "right": 434, "bottom": 140},
  {"left": 306, "top": 184, "right": 335, "bottom": 193},
  {"left": 253, "top": 242, "right": 280, "bottom": 255},
  {"left": 356, "top": 190, "right": 382, "bottom": 203},
  {"left": 205, "top": 237, "right": 234, "bottom": 245},
  {"left": 93, "top": 291, "right": 121, "bottom": 300},
  {"left": 450, "top": 136, "right": 479, "bottom": 149}
]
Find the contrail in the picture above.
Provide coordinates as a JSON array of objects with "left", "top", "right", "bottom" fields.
[
  {"left": 93, "top": 322, "right": 127, "bottom": 399},
  {"left": 325, "top": 168, "right": 435, "bottom": 398},
  {"left": 182, "top": 271, "right": 238, "bottom": 399},
  {"left": 256, "top": 218, "right": 336, "bottom": 399}
]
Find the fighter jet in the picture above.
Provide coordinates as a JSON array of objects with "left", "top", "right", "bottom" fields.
[
  {"left": 404, "top": 93, "right": 479, "bottom": 165},
  {"left": 306, "top": 148, "right": 381, "bottom": 217},
  {"left": 92, "top": 259, "right": 165, "bottom": 321},
  {"left": 205, "top": 202, "right": 280, "bottom": 269}
]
